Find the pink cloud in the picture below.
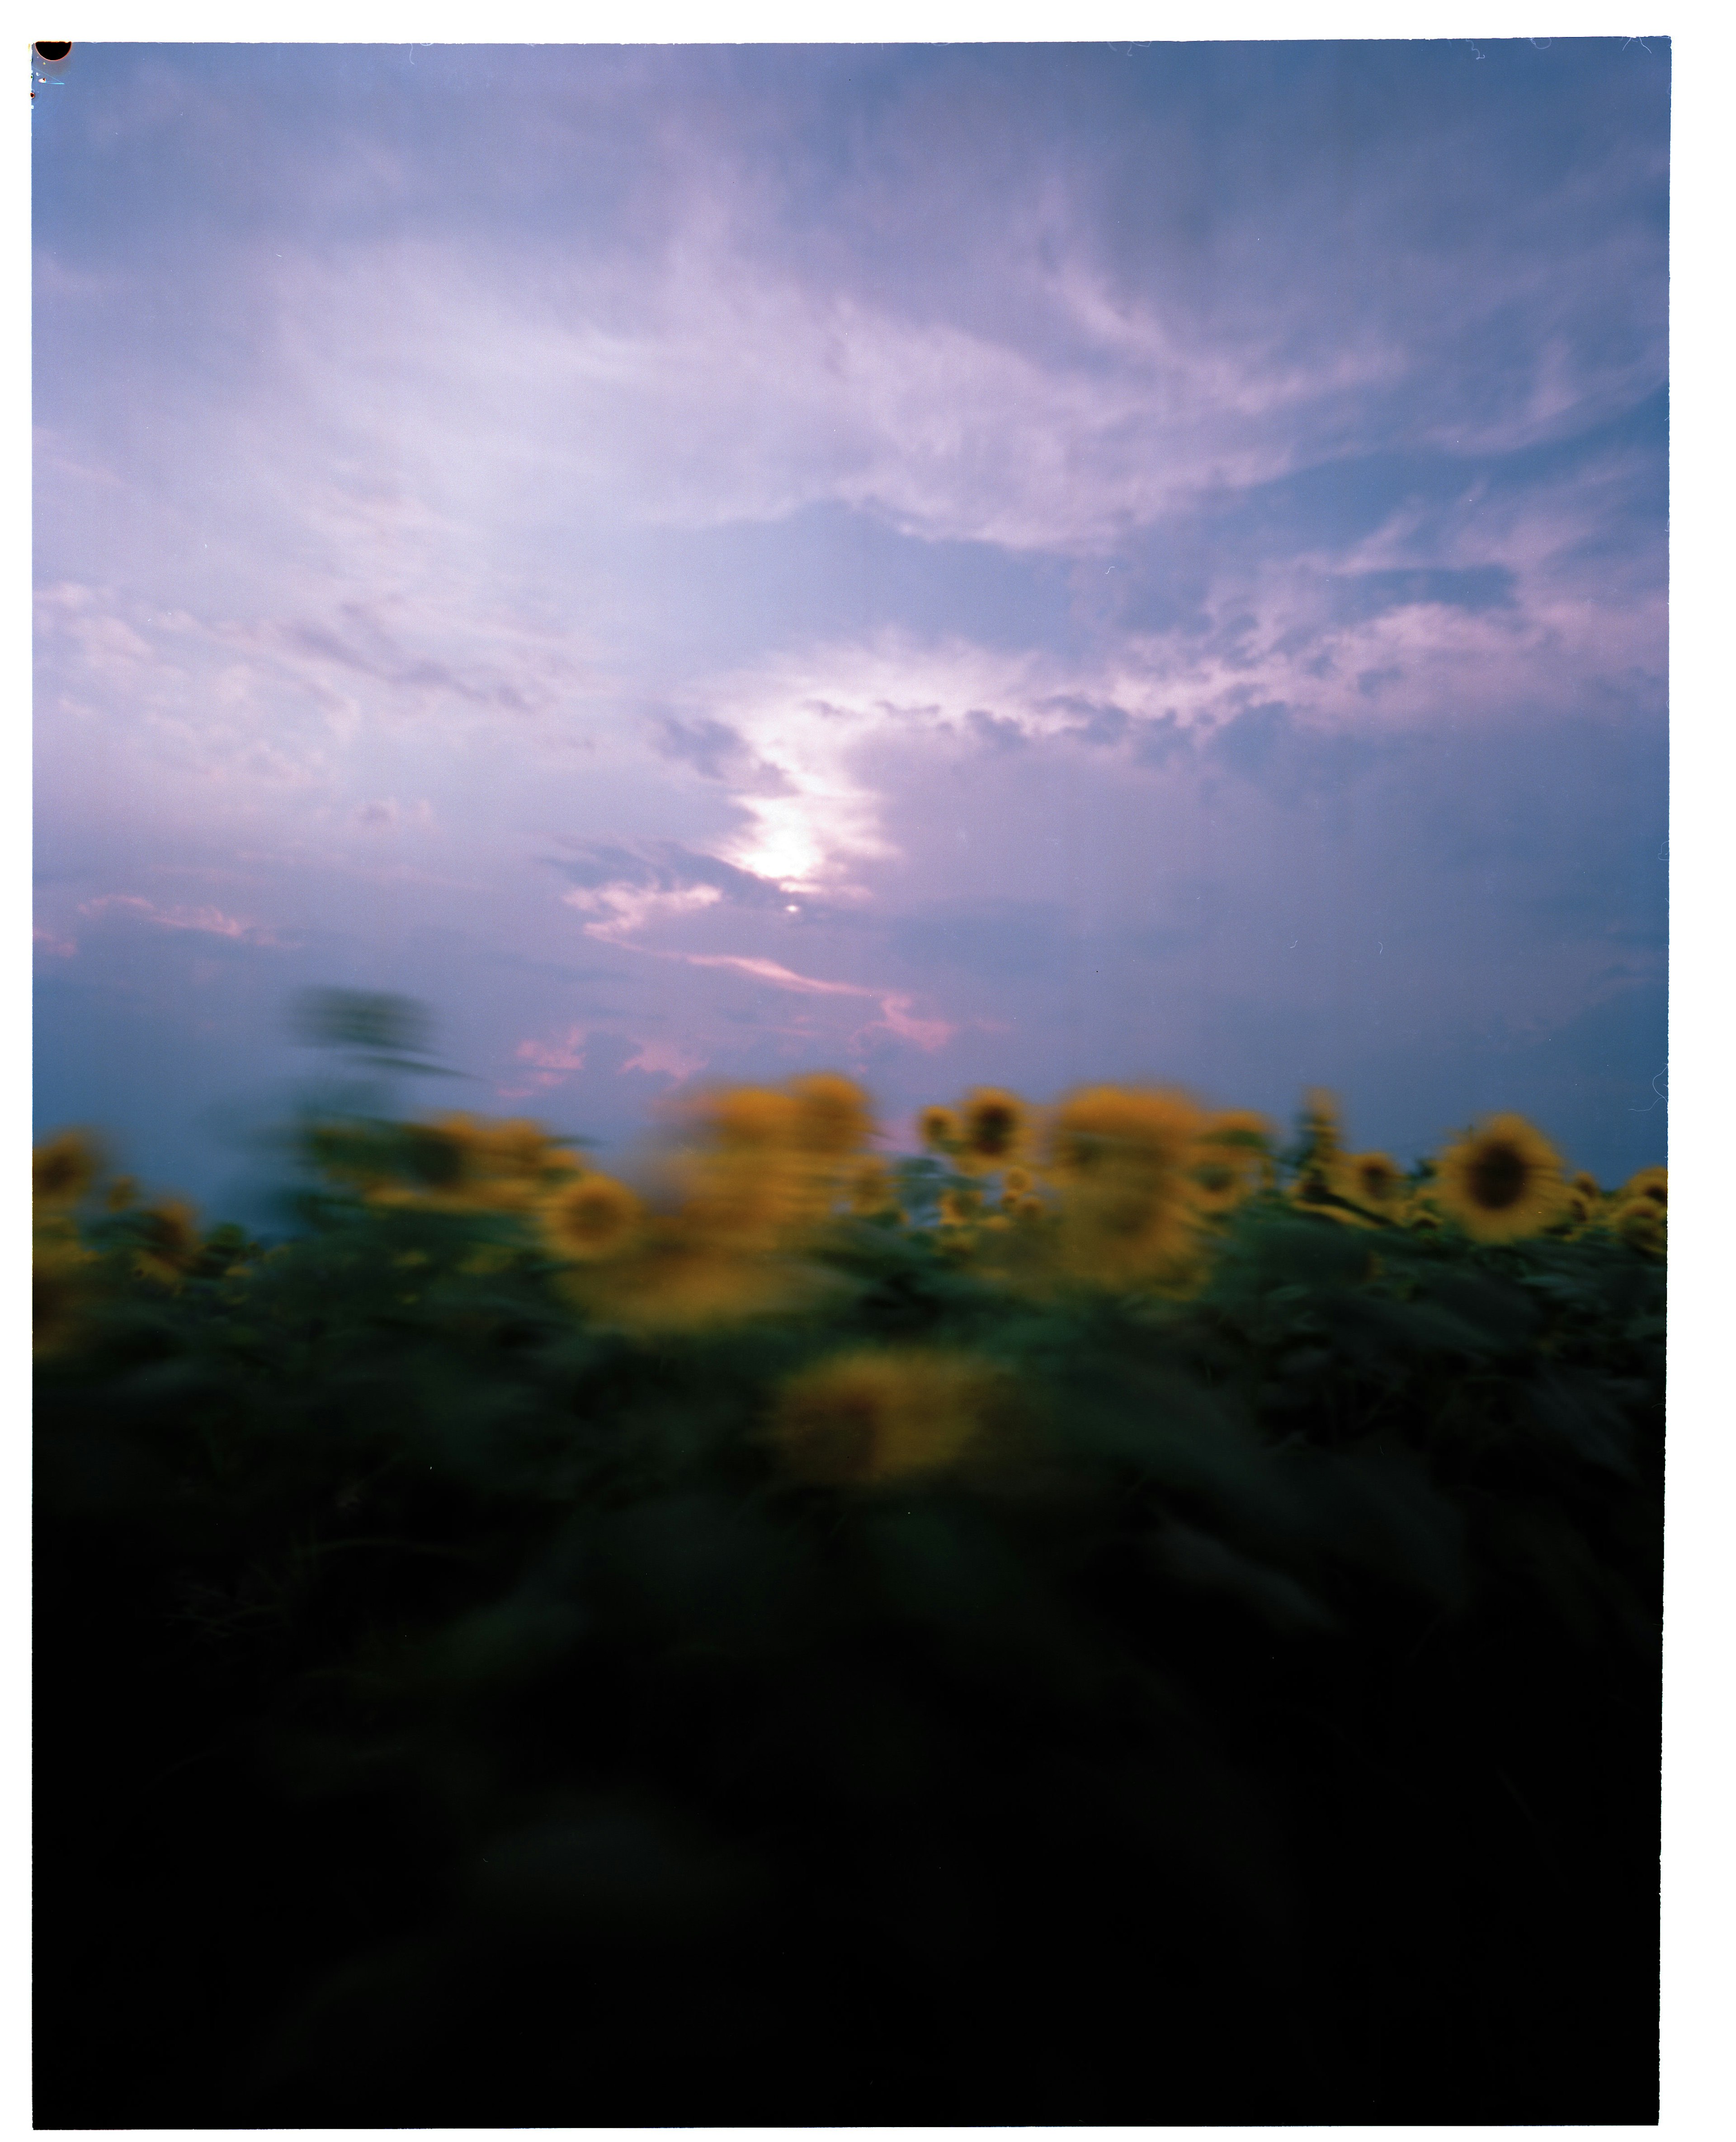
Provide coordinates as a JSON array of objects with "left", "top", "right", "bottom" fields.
[
  {"left": 618, "top": 1039, "right": 708, "bottom": 1083},
  {"left": 869, "top": 994, "right": 957, "bottom": 1052},
  {"left": 74, "top": 893, "right": 287, "bottom": 944},
  {"left": 616, "top": 941, "right": 958, "bottom": 1054},
  {"left": 510, "top": 1023, "right": 588, "bottom": 1089},
  {"left": 676, "top": 952, "right": 872, "bottom": 998}
]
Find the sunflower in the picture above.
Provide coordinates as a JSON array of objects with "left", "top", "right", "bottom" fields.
[
  {"left": 539, "top": 1174, "right": 643, "bottom": 1262},
  {"left": 1338, "top": 1151, "right": 1408, "bottom": 1216},
  {"left": 34, "top": 1130, "right": 104, "bottom": 1210},
  {"left": 1620, "top": 1166, "right": 1667, "bottom": 1213},
  {"left": 677, "top": 1146, "right": 819, "bottom": 1250},
  {"left": 917, "top": 1104, "right": 961, "bottom": 1156},
  {"left": 364, "top": 1114, "right": 507, "bottom": 1210},
  {"left": 133, "top": 1201, "right": 202, "bottom": 1286},
  {"left": 661, "top": 1085, "right": 836, "bottom": 1244},
  {"left": 1610, "top": 1197, "right": 1666, "bottom": 1254},
  {"left": 1298, "top": 1089, "right": 1343, "bottom": 1165},
  {"left": 956, "top": 1088, "right": 1028, "bottom": 1173},
  {"left": 484, "top": 1116, "right": 552, "bottom": 1173},
  {"left": 1043, "top": 1086, "right": 1208, "bottom": 1286},
  {"left": 846, "top": 1157, "right": 896, "bottom": 1216},
  {"left": 1571, "top": 1170, "right": 1604, "bottom": 1202},
  {"left": 937, "top": 1187, "right": 983, "bottom": 1228},
  {"left": 463, "top": 1116, "right": 575, "bottom": 1207},
  {"left": 769, "top": 1348, "right": 1005, "bottom": 1486},
  {"left": 680, "top": 1085, "right": 804, "bottom": 1155},
  {"left": 1432, "top": 1114, "right": 1568, "bottom": 1244},
  {"left": 787, "top": 1073, "right": 873, "bottom": 1161},
  {"left": 1193, "top": 1110, "right": 1275, "bottom": 1213},
  {"left": 566, "top": 1228, "right": 818, "bottom": 1331},
  {"left": 33, "top": 1235, "right": 96, "bottom": 1356}
]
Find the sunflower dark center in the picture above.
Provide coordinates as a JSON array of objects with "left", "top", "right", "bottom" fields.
[
  {"left": 1467, "top": 1142, "right": 1528, "bottom": 1210},
  {"left": 973, "top": 1106, "right": 1015, "bottom": 1155}
]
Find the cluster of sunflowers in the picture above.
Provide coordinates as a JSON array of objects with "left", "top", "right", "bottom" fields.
[
  {"left": 33, "top": 1078, "right": 1665, "bottom": 1412},
  {"left": 1281, "top": 1090, "right": 1668, "bottom": 1252},
  {"left": 321, "top": 1076, "right": 889, "bottom": 1331},
  {"left": 32, "top": 1128, "right": 240, "bottom": 1357}
]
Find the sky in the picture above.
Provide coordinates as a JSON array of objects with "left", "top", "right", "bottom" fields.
[{"left": 31, "top": 37, "right": 1671, "bottom": 1216}]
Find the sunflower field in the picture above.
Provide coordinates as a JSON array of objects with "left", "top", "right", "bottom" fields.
[{"left": 34, "top": 1050, "right": 1665, "bottom": 2125}]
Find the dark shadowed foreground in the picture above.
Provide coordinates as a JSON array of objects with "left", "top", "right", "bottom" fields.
[{"left": 34, "top": 1078, "right": 1662, "bottom": 2124}]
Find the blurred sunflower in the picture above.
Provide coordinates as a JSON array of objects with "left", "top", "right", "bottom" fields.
[
  {"left": 485, "top": 1117, "right": 553, "bottom": 1175},
  {"left": 1432, "top": 1115, "right": 1567, "bottom": 1243},
  {"left": 788, "top": 1073, "right": 873, "bottom": 1161},
  {"left": 374, "top": 1113, "right": 577, "bottom": 1214},
  {"left": 1044, "top": 1086, "right": 1207, "bottom": 1285},
  {"left": 1298, "top": 1089, "right": 1343, "bottom": 1165},
  {"left": 769, "top": 1348, "right": 1005, "bottom": 1485},
  {"left": 681, "top": 1085, "right": 804, "bottom": 1155},
  {"left": 1193, "top": 1110, "right": 1275, "bottom": 1213},
  {"left": 569, "top": 1232, "right": 815, "bottom": 1332},
  {"left": 1556, "top": 1186, "right": 1596, "bottom": 1234},
  {"left": 1571, "top": 1169, "right": 1604, "bottom": 1202},
  {"left": 475, "top": 1116, "right": 575, "bottom": 1206},
  {"left": 1610, "top": 1196, "right": 1666, "bottom": 1254},
  {"left": 363, "top": 1116, "right": 487, "bottom": 1210},
  {"left": 1002, "top": 1166, "right": 1033, "bottom": 1197},
  {"left": 675, "top": 1147, "right": 815, "bottom": 1250},
  {"left": 937, "top": 1187, "right": 983, "bottom": 1228},
  {"left": 34, "top": 1130, "right": 104, "bottom": 1210},
  {"left": 846, "top": 1157, "right": 896, "bottom": 1216},
  {"left": 539, "top": 1175, "right": 643, "bottom": 1263},
  {"left": 1620, "top": 1165, "right": 1667, "bottom": 1212},
  {"left": 917, "top": 1105, "right": 960, "bottom": 1156},
  {"left": 133, "top": 1201, "right": 202, "bottom": 1287},
  {"left": 33, "top": 1234, "right": 96, "bottom": 1356},
  {"left": 661, "top": 1084, "right": 831, "bottom": 1245},
  {"left": 956, "top": 1088, "right": 1028, "bottom": 1173},
  {"left": 1339, "top": 1151, "right": 1408, "bottom": 1217}
]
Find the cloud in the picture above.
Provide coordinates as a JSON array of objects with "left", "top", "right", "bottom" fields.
[
  {"left": 673, "top": 953, "right": 867, "bottom": 997},
  {"left": 553, "top": 841, "right": 802, "bottom": 942},
  {"left": 74, "top": 893, "right": 291, "bottom": 946},
  {"left": 618, "top": 1039, "right": 708, "bottom": 1083},
  {"left": 866, "top": 996, "right": 956, "bottom": 1052},
  {"left": 514, "top": 1023, "right": 588, "bottom": 1077}
]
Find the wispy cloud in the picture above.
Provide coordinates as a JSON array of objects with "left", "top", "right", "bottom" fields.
[{"left": 75, "top": 893, "right": 291, "bottom": 946}]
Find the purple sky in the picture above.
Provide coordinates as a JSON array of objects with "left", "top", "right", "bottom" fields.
[{"left": 32, "top": 39, "right": 1670, "bottom": 1214}]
